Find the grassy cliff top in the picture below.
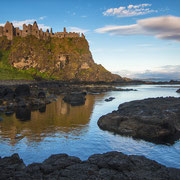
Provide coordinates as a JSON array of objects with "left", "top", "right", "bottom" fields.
[{"left": 0, "top": 36, "right": 123, "bottom": 82}]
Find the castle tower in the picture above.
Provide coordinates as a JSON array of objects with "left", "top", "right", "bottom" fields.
[
  {"left": 64, "top": 27, "right": 67, "bottom": 33},
  {"left": 32, "top": 21, "right": 40, "bottom": 38},
  {"left": 50, "top": 28, "right": 53, "bottom": 35},
  {"left": 81, "top": 33, "right": 85, "bottom": 38},
  {"left": 32, "top": 21, "right": 38, "bottom": 29},
  {"left": 4, "top": 21, "right": 14, "bottom": 40}
]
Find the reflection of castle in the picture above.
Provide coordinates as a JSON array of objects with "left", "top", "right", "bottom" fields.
[{"left": 0, "top": 21, "right": 85, "bottom": 40}]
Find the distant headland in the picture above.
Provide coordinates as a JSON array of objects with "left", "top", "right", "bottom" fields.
[{"left": 0, "top": 21, "right": 85, "bottom": 40}]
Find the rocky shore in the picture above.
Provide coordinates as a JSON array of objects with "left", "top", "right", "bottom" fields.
[
  {"left": 0, "top": 151, "right": 180, "bottom": 180},
  {"left": 98, "top": 97, "right": 180, "bottom": 144},
  {"left": 0, "top": 80, "right": 137, "bottom": 120}
]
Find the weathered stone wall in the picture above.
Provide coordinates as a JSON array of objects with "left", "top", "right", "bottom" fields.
[{"left": 0, "top": 21, "right": 86, "bottom": 40}]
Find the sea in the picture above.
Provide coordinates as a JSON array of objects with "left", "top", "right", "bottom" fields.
[{"left": 0, "top": 84, "right": 180, "bottom": 168}]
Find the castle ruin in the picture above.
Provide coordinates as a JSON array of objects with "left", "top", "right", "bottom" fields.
[{"left": 0, "top": 21, "right": 85, "bottom": 40}]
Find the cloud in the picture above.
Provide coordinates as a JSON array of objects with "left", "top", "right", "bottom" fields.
[
  {"left": 67, "top": 27, "right": 89, "bottom": 34},
  {"left": 38, "top": 24, "right": 50, "bottom": 31},
  {"left": 103, "top": 4, "right": 157, "bottom": 17},
  {"left": 81, "top": 15, "right": 87, "bottom": 18},
  {"left": 0, "top": 19, "right": 50, "bottom": 31},
  {"left": 10, "top": 19, "right": 36, "bottom": 27},
  {"left": 95, "top": 16, "right": 180, "bottom": 42},
  {"left": 39, "top": 16, "right": 46, "bottom": 20},
  {"left": 114, "top": 65, "right": 180, "bottom": 80}
]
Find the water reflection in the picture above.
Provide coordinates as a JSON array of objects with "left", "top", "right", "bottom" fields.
[
  {"left": 0, "top": 94, "right": 105, "bottom": 145},
  {"left": 16, "top": 107, "right": 31, "bottom": 121}
]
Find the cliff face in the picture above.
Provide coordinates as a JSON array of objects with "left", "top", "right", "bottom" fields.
[{"left": 0, "top": 36, "right": 123, "bottom": 82}]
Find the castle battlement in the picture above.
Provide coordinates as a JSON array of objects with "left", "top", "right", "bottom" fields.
[{"left": 0, "top": 21, "right": 85, "bottom": 40}]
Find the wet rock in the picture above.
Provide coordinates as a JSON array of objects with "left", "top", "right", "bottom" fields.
[
  {"left": 0, "top": 88, "right": 14, "bottom": 99},
  {"left": 176, "top": 89, "right": 180, "bottom": 93},
  {"left": 0, "top": 153, "right": 26, "bottom": 179},
  {"left": 63, "top": 92, "right": 86, "bottom": 106},
  {"left": 0, "top": 152, "right": 180, "bottom": 179},
  {"left": 38, "top": 91, "right": 46, "bottom": 98},
  {"left": 15, "top": 85, "right": 30, "bottom": 97},
  {"left": 98, "top": 97, "right": 180, "bottom": 144},
  {"left": 5, "top": 111, "right": 14, "bottom": 116},
  {"left": 105, "top": 97, "right": 115, "bottom": 102}
]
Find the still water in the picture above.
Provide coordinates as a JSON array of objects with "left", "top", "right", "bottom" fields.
[{"left": 0, "top": 84, "right": 180, "bottom": 168}]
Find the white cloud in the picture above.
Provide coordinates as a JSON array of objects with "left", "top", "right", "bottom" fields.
[
  {"left": 67, "top": 27, "right": 89, "bottom": 34},
  {"left": 103, "top": 4, "right": 157, "bottom": 17},
  {"left": 38, "top": 24, "right": 50, "bottom": 31},
  {"left": 114, "top": 65, "right": 180, "bottom": 80},
  {"left": 39, "top": 16, "right": 46, "bottom": 20},
  {"left": 0, "top": 19, "right": 50, "bottom": 31},
  {"left": 95, "top": 16, "right": 180, "bottom": 42}
]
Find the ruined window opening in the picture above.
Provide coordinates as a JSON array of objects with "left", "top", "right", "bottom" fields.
[
  {"left": 17, "top": 33, "right": 19, "bottom": 36},
  {"left": 36, "top": 31, "right": 38, "bottom": 33},
  {"left": 26, "top": 30, "right": 28, "bottom": 32},
  {"left": 6, "top": 30, "right": 8, "bottom": 33}
]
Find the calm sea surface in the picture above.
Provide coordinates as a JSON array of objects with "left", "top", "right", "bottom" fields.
[{"left": 0, "top": 84, "right": 180, "bottom": 168}]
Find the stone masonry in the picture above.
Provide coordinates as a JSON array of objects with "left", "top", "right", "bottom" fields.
[{"left": 0, "top": 21, "right": 85, "bottom": 40}]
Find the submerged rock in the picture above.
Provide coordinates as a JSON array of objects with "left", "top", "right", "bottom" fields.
[
  {"left": 98, "top": 97, "right": 180, "bottom": 144},
  {"left": 63, "top": 92, "right": 86, "bottom": 106},
  {"left": 0, "top": 151, "right": 179, "bottom": 179}
]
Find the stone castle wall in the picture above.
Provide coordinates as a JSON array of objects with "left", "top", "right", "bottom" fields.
[{"left": 0, "top": 21, "right": 85, "bottom": 40}]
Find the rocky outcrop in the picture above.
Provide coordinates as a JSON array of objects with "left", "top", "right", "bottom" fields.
[
  {"left": 176, "top": 89, "right": 180, "bottom": 93},
  {"left": 0, "top": 84, "right": 55, "bottom": 120},
  {"left": 0, "top": 151, "right": 179, "bottom": 179},
  {"left": 63, "top": 92, "right": 86, "bottom": 106},
  {"left": 98, "top": 97, "right": 180, "bottom": 144}
]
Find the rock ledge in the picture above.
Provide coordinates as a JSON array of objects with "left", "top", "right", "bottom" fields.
[
  {"left": 0, "top": 151, "right": 180, "bottom": 179},
  {"left": 98, "top": 97, "right": 180, "bottom": 144}
]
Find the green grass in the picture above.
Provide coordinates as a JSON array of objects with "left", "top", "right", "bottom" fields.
[{"left": 0, "top": 47, "right": 53, "bottom": 80}]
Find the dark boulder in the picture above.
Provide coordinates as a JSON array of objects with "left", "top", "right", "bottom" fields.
[
  {"left": 15, "top": 85, "right": 30, "bottom": 97},
  {"left": 38, "top": 91, "right": 46, "bottom": 98},
  {"left": 0, "top": 153, "right": 26, "bottom": 179},
  {"left": 0, "top": 87, "right": 14, "bottom": 99},
  {"left": 98, "top": 97, "right": 180, "bottom": 144},
  {"left": 176, "top": 89, "right": 180, "bottom": 93},
  {"left": 63, "top": 92, "right": 86, "bottom": 106}
]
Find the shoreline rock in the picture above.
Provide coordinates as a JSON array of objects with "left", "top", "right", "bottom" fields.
[
  {"left": 98, "top": 97, "right": 180, "bottom": 144},
  {"left": 63, "top": 92, "right": 86, "bottom": 106},
  {"left": 0, "top": 151, "right": 179, "bottom": 179},
  {"left": 176, "top": 89, "right": 180, "bottom": 93}
]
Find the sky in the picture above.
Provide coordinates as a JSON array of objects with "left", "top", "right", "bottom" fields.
[{"left": 0, "top": 0, "right": 180, "bottom": 79}]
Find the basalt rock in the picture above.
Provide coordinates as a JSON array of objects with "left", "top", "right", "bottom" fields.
[
  {"left": 176, "top": 89, "right": 180, "bottom": 93},
  {"left": 98, "top": 97, "right": 180, "bottom": 144},
  {"left": 15, "top": 85, "right": 30, "bottom": 97},
  {"left": 0, "top": 151, "right": 179, "bottom": 179},
  {"left": 63, "top": 92, "right": 86, "bottom": 106},
  {"left": 0, "top": 87, "right": 14, "bottom": 99}
]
